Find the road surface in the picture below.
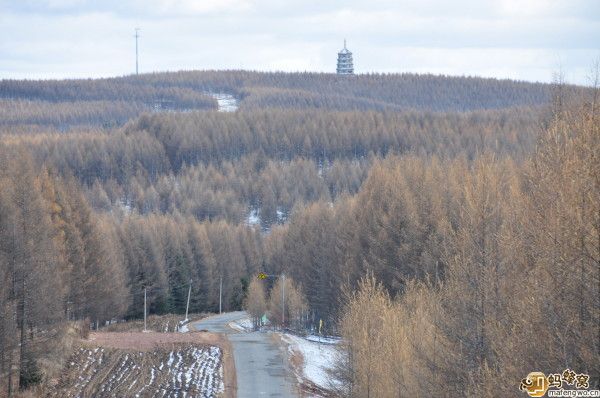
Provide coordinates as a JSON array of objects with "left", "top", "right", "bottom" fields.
[{"left": 190, "top": 311, "right": 298, "bottom": 398}]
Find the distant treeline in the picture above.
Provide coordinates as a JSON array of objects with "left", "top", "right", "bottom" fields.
[
  {"left": 0, "top": 79, "right": 217, "bottom": 108},
  {"left": 0, "top": 70, "right": 584, "bottom": 130},
  {"left": 132, "top": 70, "right": 573, "bottom": 112},
  {"left": 0, "top": 99, "right": 151, "bottom": 128},
  {"left": 0, "top": 78, "right": 218, "bottom": 129}
]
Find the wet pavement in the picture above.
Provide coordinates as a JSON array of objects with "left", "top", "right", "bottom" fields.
[{"left": 190, "top": 311, "right": 298, "bottom": 398}]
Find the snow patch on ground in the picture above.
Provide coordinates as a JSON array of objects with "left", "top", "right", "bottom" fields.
[
  {"left": 247, "top": 208, "right": 260, "bottom": 226},
  {"left": 304, "top": 335, "right": 341, "bottom": 345},
  {"left": 280, "top": 334, "right": 339, "bottom": 392},
  {"left": 276, "top": 209, "right": 286, "bottom": 223},
  {"left": 205, "top": 92, "right": 238, "bottom": 112},
  {"left": 57, "top": 345, "right": 223, "bottom": 397},
  {"left": 115, "top": 199, "right": 132, "bottom": 215},
  {"left": 228, "top": 317, "right": 253, "bottom": 332},
  {"left": 179, "top": 321, "right": 189, "bottom": 333}
]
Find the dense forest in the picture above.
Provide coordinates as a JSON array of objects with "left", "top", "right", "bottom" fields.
[
  {"left": 1, "top": 70, "right": 584, "bottom": 131},
  {"left": 0, "top": 70, "right": 597, "bottom": 396}
]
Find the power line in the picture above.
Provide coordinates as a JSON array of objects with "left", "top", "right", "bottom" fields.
[{"left": 64, "top": 279, "right": 198, "bottom": 311}]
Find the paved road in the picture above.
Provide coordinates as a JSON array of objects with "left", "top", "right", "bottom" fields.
[{"left": 190, "top": 311, "right": 298, "bottom": 398}]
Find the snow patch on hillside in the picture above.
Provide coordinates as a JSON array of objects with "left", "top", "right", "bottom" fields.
[
  {"left": 247, "top": 209, "right": 260, "bottom": 226},
  {"left": 246, "top": 207, "right": 288, "bottom": 229},
  {"left": 205, "top": 92, "right": 238, "bottom": 112}
]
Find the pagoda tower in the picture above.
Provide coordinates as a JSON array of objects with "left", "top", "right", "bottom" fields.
[{"left": 336, "top": 39, "right": 354, "bottom": 75}]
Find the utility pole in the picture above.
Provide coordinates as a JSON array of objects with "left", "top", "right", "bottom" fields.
[
  {"left": 134, "top": 28, "right": 140, "bottom": 75},
  {"left": 185, "top": 279, "right": 192, "bottom": 321},
  {"left": 219, "top": 275, "right": 223, "bottom": 314},
  {"left": 143, "top": 287, "right": 147, "bottom": 332},
  {"left": 282, "top": 274, "right": 285, "bottom": 327}
]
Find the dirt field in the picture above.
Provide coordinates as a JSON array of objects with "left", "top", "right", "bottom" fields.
[
  {"left": 48, "top": 331, "right": 236, "bottom": 398},
  {"left": 85, "top": 331, "right": 225, "bottom": 351}
]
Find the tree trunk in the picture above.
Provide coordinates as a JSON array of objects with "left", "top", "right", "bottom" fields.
[
  {"left": 7, "top": 348, "right": 13, "bottom": 397},
  {"left": 17, "top": 278, "right": 26, "bottom": 391}
]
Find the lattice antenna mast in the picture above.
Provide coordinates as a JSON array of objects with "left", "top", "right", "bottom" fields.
[{"left": 134, "top": 28, "right": 140, "bottom": 75}]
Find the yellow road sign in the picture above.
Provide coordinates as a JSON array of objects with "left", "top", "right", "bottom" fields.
[{"left": 257, "top": 272, "right": 267, "bottom": 280}]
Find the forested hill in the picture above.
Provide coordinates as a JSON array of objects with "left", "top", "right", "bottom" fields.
[
  {"left": 1, "top": 69, "right": 597, "bottom": 396},
  {"left": 0, "top": 70, "right": 582, "bottom": 126},
  {"left": 192, "top": 71, "right": 561, "bottom": 111}
]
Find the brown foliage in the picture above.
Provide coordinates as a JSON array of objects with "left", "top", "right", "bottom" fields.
[
  {"left": 244, "top": 279, "right": 267, "bottom": 329},
  {"left": 335, "top": 87, "right": 600, "bottom": 396}
]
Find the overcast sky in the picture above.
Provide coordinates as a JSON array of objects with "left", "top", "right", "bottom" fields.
[{"left": 0, "top": 0, "right": 598, "bottom": 84}]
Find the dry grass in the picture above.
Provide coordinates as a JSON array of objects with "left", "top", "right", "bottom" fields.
[
  {"left": 102, "top": 313, "right": 207, "bottom": 333},
  {"left": 3, "top": 320, "right": 88, "bottom": 397},
  {"left": 85, "top": 330, "right": 225, "bottom": 351}
]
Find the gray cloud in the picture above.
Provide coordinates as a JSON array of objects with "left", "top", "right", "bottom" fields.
[{"left": 0, "top": 0, "right": 598, "bottom": 83}]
